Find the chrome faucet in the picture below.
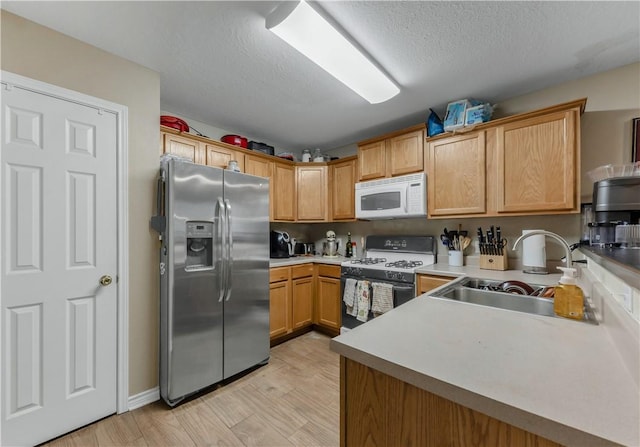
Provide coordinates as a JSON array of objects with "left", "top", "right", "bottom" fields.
[{"left": 512, "top": 230, "right": 573, "bottom": 268}]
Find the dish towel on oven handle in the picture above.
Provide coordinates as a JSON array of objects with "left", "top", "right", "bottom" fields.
[
  {"left": 356, "top": 280, "right": 371, "bottom": 322},
  {"left": 343, "top": 278, "right": 358, "bottom": 316},
  {"left": 371, "top": 282, "right": 394, "bottom": 316}
]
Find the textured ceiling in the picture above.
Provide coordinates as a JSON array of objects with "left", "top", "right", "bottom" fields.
[{"left": 2, "top": 1, "right": 639, "bottom": 151}]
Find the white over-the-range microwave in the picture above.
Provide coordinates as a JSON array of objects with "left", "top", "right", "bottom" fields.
[{"left": 355, "top": 172, "right": 427, "bottom": 220}]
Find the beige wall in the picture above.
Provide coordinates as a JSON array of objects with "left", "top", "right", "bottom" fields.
[
  {"left": 497, "top": 62, "right": 640, "bottom": 115},
  {"left": 1, "top": 11, "right": 161, "bottom": 396}
]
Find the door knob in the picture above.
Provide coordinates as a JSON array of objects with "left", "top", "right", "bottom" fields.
[{"left": 100, "top": 275, "right": 113, "bottom": 286}]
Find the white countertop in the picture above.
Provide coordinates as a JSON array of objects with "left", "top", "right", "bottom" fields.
[
  {"left": 272, "top": 257, "right": 564, "bottom": 287},
  {"left": 269, "top": 255, "right": 346, "bottom": 268},
  {"left": 415, "top": 261, "right": 562, "bottom": 286},
  {"left": 330, "top": 290, "right": 639, "bottom": 446}
]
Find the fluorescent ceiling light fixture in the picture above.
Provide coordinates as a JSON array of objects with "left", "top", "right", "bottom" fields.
[{"left": 266, "top": 1, "right": 400, "bottom": 104}]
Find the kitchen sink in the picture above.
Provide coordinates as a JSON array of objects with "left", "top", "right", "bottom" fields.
[{"left": 433, "top": 277, "right": 598, "bottom": 324}]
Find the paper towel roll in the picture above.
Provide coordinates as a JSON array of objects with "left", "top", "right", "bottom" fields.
[{"left": 522, "top": 230, "right": 546, "bottom": 267}]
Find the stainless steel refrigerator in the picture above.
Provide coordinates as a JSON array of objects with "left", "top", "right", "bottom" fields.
[{"left": 151, "top": 157, "right": 270, "bottom": 406}]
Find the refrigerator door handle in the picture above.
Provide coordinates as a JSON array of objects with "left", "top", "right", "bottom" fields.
[
  {"left": 217, "top": 197, "right": 226, "bottom": 303},
  {"left": 150, "top": 176, "right": 166, "bottom": 234},
  {"left": 224, "top": 199, "right": 233, "bottom": 301}
]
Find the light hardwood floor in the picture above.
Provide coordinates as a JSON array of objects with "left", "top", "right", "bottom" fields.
[{"left": 42, "top": 332, "right": 339, "bottom": 447}]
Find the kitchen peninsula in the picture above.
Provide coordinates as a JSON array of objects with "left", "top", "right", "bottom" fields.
[{"left": 330, "top": 263, "right": 639, "bottom": 447}]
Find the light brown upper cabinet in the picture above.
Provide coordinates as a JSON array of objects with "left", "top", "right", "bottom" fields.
[
  {"left": 244, "top": 153, "right": 274, "bottom": 220},
  {"left": 496, "top": 109, "right": 578, "bottom": 213},
  {"left": 162, "top": 132, "right": 204, "bottom": 164},
  {"left": 358, "top": 140, "right": 386, "bottom": 180},
  {"left": 425, "top": 98, "right": 585, "bottom": 218},
  {"left": 358, "top": 124, "right": 425, "bottom": 181},
  {"left": 204, "top": 142, "right": 245, "bottom": 172},
  {"left": 427, "top": 131, "right": 486, "bottom": 216},
  {"left": 329, "top": 156, "right": 357, "bottom": 221},
  {"left": 296, "top": 165, "right": 328, "bottom": 221},
  {"left": 245, "top": 153, "right": 272, "bottom": 178},
  {"left": 388, "top": 129, "right": 425, "bottom": 176},
  {"left": 272, "top": 162, "right": 296, "bottom": 221}
]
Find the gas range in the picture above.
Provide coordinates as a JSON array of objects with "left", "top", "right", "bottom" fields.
[
  {"left": 340, "top": 235, "right": 436, "bottom": 283},
  {"left": 340, "top": 235, "right": 437, "bottom": 332}
]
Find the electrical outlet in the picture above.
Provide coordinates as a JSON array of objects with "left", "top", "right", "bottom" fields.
[{"left": 620, "top": 285, "right": 633, "bottom": 313}]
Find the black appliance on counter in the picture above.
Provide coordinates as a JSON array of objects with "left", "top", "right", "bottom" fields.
[
  {"left": 593, "top": 177, "right": 640, "bottom": 224},
  {"left": 270, "top": 230, "right": 290, "bottom": 258},
  {"left": 587, "top": 177, "right": 640, "bottom": 247}
]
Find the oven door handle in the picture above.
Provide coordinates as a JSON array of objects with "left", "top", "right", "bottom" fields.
[{"left": 392, "top": 285, "right": 415, "bottom": 291}]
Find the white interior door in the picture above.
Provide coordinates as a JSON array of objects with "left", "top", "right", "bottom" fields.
[{"left": 1, "top": 83, "right": 118, "bottom": 446}]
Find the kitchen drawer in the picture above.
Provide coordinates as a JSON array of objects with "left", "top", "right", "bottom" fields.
[
  {"left": 317, "top": 264, "right": 341, "bottom": 278},
  {"left": 269, "top": 266, "right": 290, "bottom": 283},
  {"left": 291, "top": 263, "right": 313, "bottom": 279},
  {"left": 417, "top": 274, "right": 453, "bottom": 295}
]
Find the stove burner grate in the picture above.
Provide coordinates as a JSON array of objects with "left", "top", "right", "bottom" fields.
[
  {"left": 384, "top": 260, "right": 424, "bottom": 269},
  {"left": 350, "top": 257, "right": 387, "bottom": 265}
]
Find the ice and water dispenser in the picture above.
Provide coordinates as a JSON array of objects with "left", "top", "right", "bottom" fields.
[{"left": 185, "top": 221, "right": 214, "bottom": 271}]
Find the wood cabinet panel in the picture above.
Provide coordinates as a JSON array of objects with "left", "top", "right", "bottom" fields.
[
  {"left": 358, "top": 140, "right": 386, "bottom": 180},
  {"left": 270, "top": 265, "right": 315, "bottom": 340},
  {"left": 291, "top": 263, "right": 313, "bottom": 279},
  {"left": 296, "top": 165, "right": 328, "bottom": 221},
  {"left": 269, "top": 280, "right": 289, "bottom": 339},
  {"left": 317, "top": 264, "right": 341, "bottom": 278},
  {"left": 273, "top": 163, "right": 296, "bottom": 221},
  {"left": 388, "top": 377, "right": 422, "bottom": 446},
  {"left": 316, "top": 276, "right": 341, "bottom": 330},
  {"left": 342, "top": 358, "right": 563, "bottom": 447},
  {"left": 344, "top": 358, "right": 387, "bottom": 447},
  {"left": 204, "top": 142, "right": 245, "bottom": 171},
  {"left": 163, "top": 133, "right": 204, "bottom": 164},
  {"left": 245, "top": 154, "right": 272, "bottom": 178},
  {"left": 417, "top": 274, "right": 453, "bottom": 295},
  {"left": 497, "top": 109, "right": 577, "bottom": 213},
  {"left": 292, "top": 277, "right": 313, "bottom": 329},
  {"left": 358, "top": 125, "right": 426, "bottom": 180},
  {"left": 428, "top": 131, "right": 486, "bottom": 216},
  {"left": 245, "top": 155, "right": 274, "bottom": 221},
  {"left": 330, "top": 158, "right": 357, "bottom": 220},
  {"left": 388, "top": 128, "right": 424, "bottom": 177},
  {"left": 269, "top": 266, "right": 289, "bottom": 283}
]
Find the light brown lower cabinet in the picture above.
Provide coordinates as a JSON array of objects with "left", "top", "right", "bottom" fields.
[
  {"left": 269, "top": 264, "right": 314, "bottom": 343},
  {"left": 269, "top": 267, "right": 290, "bottom": 339},
  {"left": 315, "top": 264, "right": 341, "bottom": 335},
  {"left": 341, "top": 357, "right": 563, "bottom": 447},
  {"left": 291, "top": 264, "right": 314, "bottom": 329},
  {"left": 269, "top": 264, "right": 342, "bottom": 342},
  {"left": 416, "top": 273, "right": 454, "bottom": 295}
]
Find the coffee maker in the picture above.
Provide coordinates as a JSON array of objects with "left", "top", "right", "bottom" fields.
[
  {"left": 588, "top": 177, "right": 640, "bottom": 247},
  {"left": 270, "top": 230, "right": 291, "bottom": 258}
]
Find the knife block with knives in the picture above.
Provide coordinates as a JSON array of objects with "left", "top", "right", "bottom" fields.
[{"left": 478, "top": 225, "right": 509, "bottom": 271}]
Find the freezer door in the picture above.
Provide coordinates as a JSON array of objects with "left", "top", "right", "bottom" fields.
[
  {"left": 223, "top": 171, "right": 270, "bottom": 379},
  {"left": 161, "top": 159, "right": 224, "bottom": 404}
]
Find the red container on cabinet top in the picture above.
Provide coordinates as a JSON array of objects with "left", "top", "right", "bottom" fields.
[{"left": 221, "top": 134, "right": 248, "bottom": 148}]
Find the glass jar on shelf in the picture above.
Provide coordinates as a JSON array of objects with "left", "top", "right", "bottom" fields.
[
  {"left": 302, "top": 149, "right": 311, "bottom": 162},
  {"left": 313, "top": 148, "right": 323, "bottom": 162}
]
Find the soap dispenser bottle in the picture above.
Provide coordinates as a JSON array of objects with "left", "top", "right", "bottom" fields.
[{"left": 554, "top": 267, "right": 584, "bottom": 320}]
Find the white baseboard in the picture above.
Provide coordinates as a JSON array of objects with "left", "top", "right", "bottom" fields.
[{"left": 127, "top": 387, "right": 160, "bottom": 411}]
